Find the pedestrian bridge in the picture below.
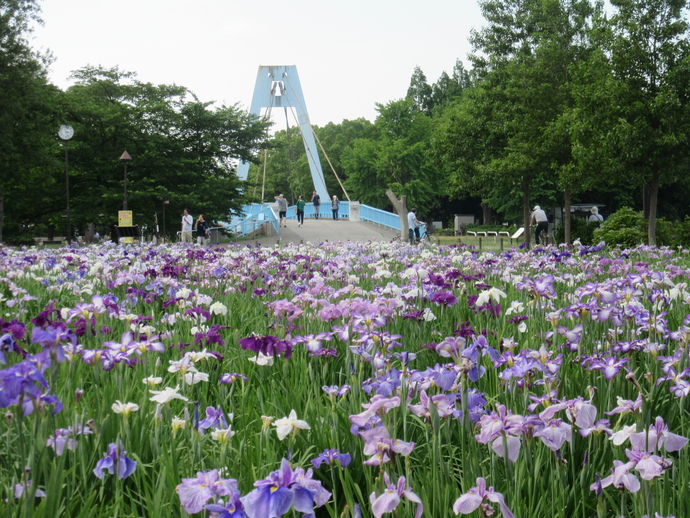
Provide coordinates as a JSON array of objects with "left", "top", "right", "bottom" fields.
[{"left": 225, "top": 202, "right": 400, "bottom": 245}]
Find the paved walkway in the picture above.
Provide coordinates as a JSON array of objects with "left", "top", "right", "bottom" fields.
[{"left": 243, "top": 218, "right": 400, "bottom": 246}]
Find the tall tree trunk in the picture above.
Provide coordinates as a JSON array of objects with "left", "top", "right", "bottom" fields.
[
  {"left": 0, "top": 187, "right": 4, "bottom": 244},
  {"left": 642, "top": 185, "right": 651, "bottom": 220},
  {"left": 564, "top": 188, "right": 571, "bottom": 245},
  {"left": 386, "top": 189, "right": 408, "bottom": 239},
  {"left": 523, "top": 177, "right": 531, "bottom": 249},
  {"left": 481, "top": 201, "right": 492, "bottom": 225},
  {"left": 648, "top": 173, "right": 659, "bottom": 246}
]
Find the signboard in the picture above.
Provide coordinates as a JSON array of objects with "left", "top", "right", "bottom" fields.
[
  {"left": 118, "top": 211, "right": 133, "bottom": 227},
  {"left": 118, "top": 211, "right": 135, "bottom": 243},
  {"left": 511, "top": 227, "right": 525, "bottom": 239}
]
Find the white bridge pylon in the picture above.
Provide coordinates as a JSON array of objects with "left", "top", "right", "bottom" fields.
[{"left": 237, "top": 65, "right": 329, "bottom": 203}]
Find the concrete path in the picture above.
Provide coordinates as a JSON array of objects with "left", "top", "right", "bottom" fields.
[{"left": 243, "top": 218, "right": 400, "bottom": 246}]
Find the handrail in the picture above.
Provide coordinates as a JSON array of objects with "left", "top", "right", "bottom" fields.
[
  {"left": 359, "top": 204, "right": 400, "bottom": 231},
  {"left": 230, "top": 201, "right": 402, "bottom": 237}
]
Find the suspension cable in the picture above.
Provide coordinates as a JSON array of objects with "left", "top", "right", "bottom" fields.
[{"left": 283, "top": 76, "right": 351, "bottom": 201}]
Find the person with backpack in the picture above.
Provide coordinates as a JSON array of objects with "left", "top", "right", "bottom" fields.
[{"left": 311, "top": 191, "right": 321, "bottom": 219}]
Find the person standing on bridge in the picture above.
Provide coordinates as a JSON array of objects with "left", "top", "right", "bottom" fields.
[
  {"left": 311, "top": 191, "right": 321, "bottom": 219},
  {"left": 331, "top": 195, "right": 340, "bottom": 221},
  {"left": 275, "top": 194, "right": 288, "bottom": 227},
  {"left": 296, "top": 195, "right": 306, "bottom": 227}
]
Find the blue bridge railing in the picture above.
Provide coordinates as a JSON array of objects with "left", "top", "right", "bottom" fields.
[
  {"left": 359, "top": 204, "right": 401, "bottom": 231},
  {"left": 227, "top": 201, "right": 400, "bottom": 238}
]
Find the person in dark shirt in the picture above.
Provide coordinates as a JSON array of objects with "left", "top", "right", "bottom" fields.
[{"left": 311, "top": 191, "right": 321, "bottom": 219}]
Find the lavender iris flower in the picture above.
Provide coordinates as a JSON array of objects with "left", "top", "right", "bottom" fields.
[
  {"left": 93, "top": 442, "right": 137, "bottom": 480},
  {"left": 453, "top": 477, "right": 513, "bottom": 518},
  {"left": 369, "top": 472, "right": 423, "bottom": 518},
  {"left": 585, "top": 355, "right": 629, "bottom": 381},
  {"left": 177, "top": 470, "right": 240, "bottom": 514},
  {"left": 240, "top": 458, "right": 331, "bottom": 518},
  {"left": 628, "top": 416, "right": 688, "bottom": 452}
]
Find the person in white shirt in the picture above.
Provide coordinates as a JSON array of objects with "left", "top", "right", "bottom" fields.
[
  {"left": 589, "top": 206, "right": 604, "bottom": 222},
  {"left": 530, "top": 205, "right": 548, "bottom": 245},
  {"left": 181, "top": 209, "right": 193, "bottom": 243},
  {"left": 407, "top": 208, "right": 422, "bottom": 244}
]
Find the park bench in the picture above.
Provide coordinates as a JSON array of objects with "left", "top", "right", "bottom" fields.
[{"left": 33, "top": 236, "right": 65, "bottom": 245}]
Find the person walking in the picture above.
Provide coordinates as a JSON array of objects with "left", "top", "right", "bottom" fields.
[
  {"left": 195, "top": 214, "right": 209, "bottom": 245},
  {"left": 311, "top": 191, "right": 321, "bottom": 219},
  {"left": 296, "top": 195, "right": 306, "bottom": 227},
  {"left": 331, "top": 195, "right": 340, "bottom": 221},
  {"left": 275, "top": 194, "right": 288, "bottom": 227},
  {"left": 530, "top": 205, "right": 549, "bottom": 245},
  {"left": 181, "top": 209, "right": 193, "bottom": 243}
]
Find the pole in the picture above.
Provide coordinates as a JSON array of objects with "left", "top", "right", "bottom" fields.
[
  {"left": 123, "top": 161, "right": 128, "bottom": 210},
  {"left": 65, "top": 141, "right": 71, "bottom": 243}
]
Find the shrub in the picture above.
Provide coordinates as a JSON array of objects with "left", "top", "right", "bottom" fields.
[
  {"left": 594, "top": 207, "right": 647, "bottom": 248},
  {"left": 554, "top": 217, "right": 600, "bottom": 246}
]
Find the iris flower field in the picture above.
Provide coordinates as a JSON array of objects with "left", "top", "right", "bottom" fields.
[{"left": 1, "top": 240, "right": 688, "bottom": 518}]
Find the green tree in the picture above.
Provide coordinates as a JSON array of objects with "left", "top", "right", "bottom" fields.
[
  {"left": 61, "top": 66, "right": 269, "bottom": 240},
  {"left": 246, "top": 117, "right": 377, "bottom": 204},
  {"left": 431, "top": 59, "right": 472, "bottom": 114},
  {"left": 570, "top": 0, "right": 690, "bottom": 245},
  {"left": 406, "top": 66, "right": 434, "bottom": 115},
  {"left": 437, "top": 0, "right": 597, "bottom": 246},
  {"left": 0, "top": 0, "right": 59, "bottom": 242},
  {"left": 343, "top": 99, "right": 443, "bottom": 215}
]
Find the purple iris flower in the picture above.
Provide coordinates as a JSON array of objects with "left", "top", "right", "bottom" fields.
[
  {"left": 1, "top": 333, "right": 23, "bottom": 364},
  {"left": 311, "top": 449, "right": 351, "bottom": 469},
  {"left": 453, "top": 477, "right": 513, "bottom": 518},
  {"left": 590, "top": 460, "right": 640, "bottom": 493},
  {"left": 584, "top": 354, "right": 629, "bottom": 381},
  {"left": 197, "top": 405, "right": 230, "bottom": 435},
  {"left": 239, "top": 334, "right": 293, "bottom": 359},
  {"left": 436, "top": 336, "right": 466, "bottom": 364},
  {"left": 93, "top": 442, "right": 137, "bottom": 480},
  {"left": 240, "top": 458, "right": 331, "bottom": 518},
  {"left": 205, "top": 493, "right": 248, "bottom": 518},
  {"left": 430, "top": 291, "right": 458, "bottom": 307},
  {"left": 322, "top": 384, "right": 351, "bottom": 397},
  {"left": 22, "top": 390, "right": 62, "bottom": 416},
  {"left": 0, "top": 359, "right": 49, "bottom": 409},
  {"left": 177, "top": 470, "right": 240, "bottom": 514},
  {"left": 220, "top": 373, "right": 248, "bottom": 385},
  {"left": 534, "top": 419, "right": 572, "bottom": 451},
  {"left": 31, "top": 324, "right": 76, "bottom": 362},
  {"left": 628, "top": 416, "right": 688, "bottom": 452},
  {"left": 605, "top": 393, "right": 643, "bottom": 416},
  {"left": 362, "top": 369, "right": 402, "bottom": 397},
  {"left": 369, "top": 472, "right": 423, "bottom": 518}
]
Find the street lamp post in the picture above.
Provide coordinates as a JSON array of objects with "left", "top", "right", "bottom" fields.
[
  {"left": 161, "top": 199, "right": 169, "bottom": 241},
  {"left": 58, "top": 125, "right": 74, "bottom": 242},
  {"left": 120, "top": 151, "right": 132, "bottom": 210}
]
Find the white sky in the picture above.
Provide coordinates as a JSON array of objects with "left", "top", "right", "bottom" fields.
[{"left": 30, "top": 0, "right": 485, "bottom": 128}]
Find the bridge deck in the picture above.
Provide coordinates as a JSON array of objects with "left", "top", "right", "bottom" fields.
[{"left": 247, "top": 219, "right": 399, "bottom": 246}]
